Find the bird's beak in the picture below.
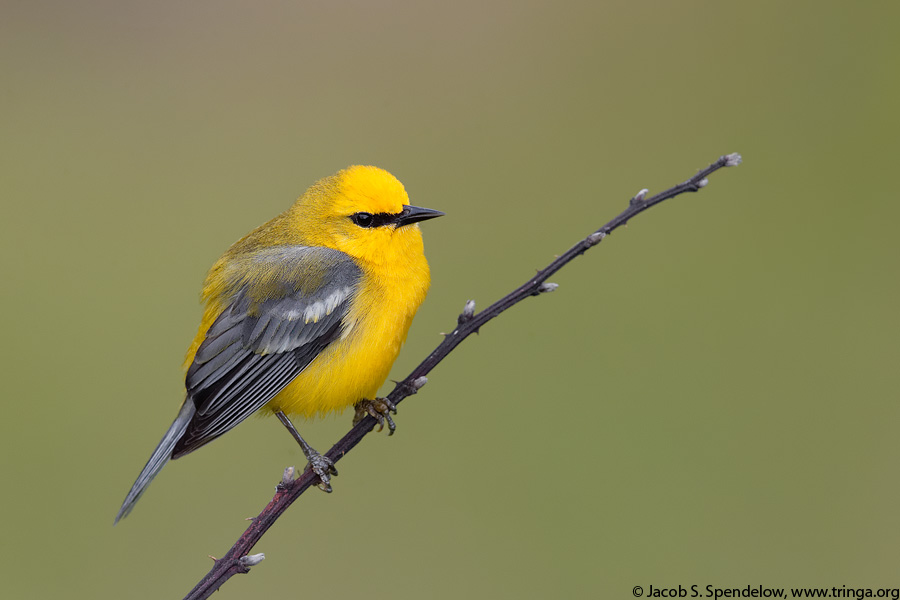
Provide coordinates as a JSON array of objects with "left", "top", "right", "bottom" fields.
[{"left": 397, "top": 205, "right": 445, "bottom": 227}]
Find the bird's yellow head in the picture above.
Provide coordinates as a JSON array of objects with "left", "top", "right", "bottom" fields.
[{"left": 289, "top": 165, "right": 443, "bottom": 267}]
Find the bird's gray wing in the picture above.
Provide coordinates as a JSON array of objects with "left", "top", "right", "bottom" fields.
[{"left": 172, "top": 245, "right": 361, "bottom": 458}]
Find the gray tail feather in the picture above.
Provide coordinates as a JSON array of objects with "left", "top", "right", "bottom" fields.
[{"left": 114, "top": 399, "right": 196, "bottom": 525}]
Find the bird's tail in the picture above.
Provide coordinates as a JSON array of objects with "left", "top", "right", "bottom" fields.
[{"left": 114, "top": 399, "right": 196, "bottom": 525}]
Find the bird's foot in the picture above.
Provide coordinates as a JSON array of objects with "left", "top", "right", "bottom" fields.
[
  {"left": 275, "top": 410, "right": 337, "bottom": 492},
  {"left": 305, "top": 451, "right": 338, "bottom": 493},
  {"left": 353, "top": 397, "right": 397, "bottom": 435}
]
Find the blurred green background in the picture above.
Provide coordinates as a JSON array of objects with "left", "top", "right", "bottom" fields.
[{"left": 3, "top": 1, "right": 899, "bottom": 598}]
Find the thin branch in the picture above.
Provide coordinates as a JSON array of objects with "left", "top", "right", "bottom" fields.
[{"left": 182, "top": 152, "right": 742, "bottom": 600}]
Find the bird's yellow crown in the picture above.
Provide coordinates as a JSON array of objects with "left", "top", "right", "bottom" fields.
[{"left": 316, "top": 165, "right": 409, "bottom": 216}]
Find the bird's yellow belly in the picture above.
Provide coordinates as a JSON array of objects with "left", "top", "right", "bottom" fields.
[{"left": 264, "top": 274, "right": 424, "bottom": 418}]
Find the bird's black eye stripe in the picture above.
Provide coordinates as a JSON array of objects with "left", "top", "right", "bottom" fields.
[{"left": 350, "top": 212, "right": 401, "bottom": 228}]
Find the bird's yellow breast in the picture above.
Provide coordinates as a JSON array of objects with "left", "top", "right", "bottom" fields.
[{"left": 263, "top": 250, "right": 430, "bottom": 418}]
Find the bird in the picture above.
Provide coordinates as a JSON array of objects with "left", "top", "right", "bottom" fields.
[{"left": 115, "top": 165, "right": 443, "bottom": 524}]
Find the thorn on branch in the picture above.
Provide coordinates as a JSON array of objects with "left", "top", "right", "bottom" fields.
[
  {"left": 393, "top": 376, "right": 429, "bottom": 399},
  {"left": 458, "top": 300, "right": 476, "bottom": 325},
  {"left": 239, "top": 553, "right": 266, "bottom": 568},
  {"left": 586, "top": 231, "right": 607, "bottom": 247},
  {"left": 630, "top": 188, "right": 649, "bottom": 206},
  {"left": 724, "top": 152, "right": 742, "bottom": 167},
  {"left": 279, "top": 466, "right": 295, "bottom": 488}
]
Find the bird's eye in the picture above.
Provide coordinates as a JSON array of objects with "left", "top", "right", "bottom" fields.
[{"left": 351, "top": 212, "right": 374, "bottom": 228}]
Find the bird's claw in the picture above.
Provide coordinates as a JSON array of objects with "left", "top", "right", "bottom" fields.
[
  {"left": 306, "top": 453, "right": 338, "bottom": 493},
  {"left": 353, "top": 397, "right": 397, "bottom": 435}
]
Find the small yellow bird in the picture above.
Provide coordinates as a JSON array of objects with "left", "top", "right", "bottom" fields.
[{"left": 115, "top": 166, "right": 442, "bottom": 523}]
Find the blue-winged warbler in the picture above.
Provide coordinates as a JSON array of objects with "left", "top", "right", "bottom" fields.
[{"left": 115, "top": 166, "right": 442, "bottom": 523}]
